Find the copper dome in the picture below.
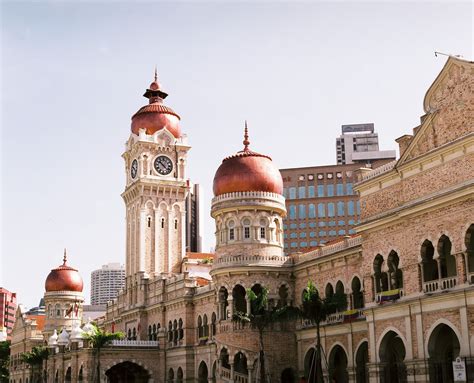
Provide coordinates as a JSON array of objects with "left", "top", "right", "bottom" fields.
[
  {"left": 130, "top": 72, "right": 181, "bottom": 138},
  {"left": 213, "top": 125, "right": 283, "bottom": 196},
  {"left": 45, "top": 252, "right": 83, "bottom": 293}
]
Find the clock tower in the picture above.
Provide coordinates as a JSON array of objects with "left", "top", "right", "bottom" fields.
[{"left": 122, "top": 71, "right": 190, "bottom": 279}]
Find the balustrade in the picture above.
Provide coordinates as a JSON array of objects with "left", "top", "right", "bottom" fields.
[
  {"left": 423, "top": 276, "right": 457, "bottom": 293},
  {"left": 110, "top": 340, "right": 159, "bottom": 348}
]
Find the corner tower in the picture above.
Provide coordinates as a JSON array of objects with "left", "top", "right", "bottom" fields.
[
  {"left": 43, "top": 251, "right": 84, "bottom": 339},
  {"left": 211, "top": 125, "right": 286, "bottom": 258},
  {"left": 122, "top": 71, "right": 190, "bottom": 278}
]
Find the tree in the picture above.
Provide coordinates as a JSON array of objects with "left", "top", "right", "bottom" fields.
[
  {"left": 300, "top": 281, "right": 329, "bottom": 383},
  {"left": 232, "top": 287, "right": 297, "bottom": 383},
  {"left": 20, "top": 346, "right": 48, "bottom": 383},
  {"left": 0, "top": 341, "right": 10, "bottom": 383},
  {"left": 84, "top": 324, "right": 124, "bottom": 383}
]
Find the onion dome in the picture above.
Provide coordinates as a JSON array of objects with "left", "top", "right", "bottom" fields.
[
  {"left": 45, "top": 250, "right": 83, "bottom": 293},
  {"left": 48, "top": 329, "right": 58, "bottom": 346},
  {"left": 70, "top": 323, "right": 85, "bottom": 341},
  {"left": 131, "top": 68, "right": 181, "bottom": 138},
  {"left": 213, "top": 123, "right": 283, "bottom": 196},
  {"left": 57, "top": 328, "right": 70, "bottom": 346},
  {"left": 82, "top": 318, "right": 97, "bottom": 336}
]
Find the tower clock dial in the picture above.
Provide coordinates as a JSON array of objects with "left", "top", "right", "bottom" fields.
[
  {"left": 154, "top": 155, "right": 173, "bottom": 175},
  {"left": 130, "top": 159, "right": 138, "bottom": 179}
]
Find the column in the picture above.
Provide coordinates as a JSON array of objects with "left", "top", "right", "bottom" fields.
[
  {"left": 246, "top": 296, "right": 251, "bottom": 315},
  {"left": 139, "top": 209, "right": 146, "bottom": 272},
  {"left": 228, "top": 297, "right": 234, "bottom": 318},
  {"left": 167, "top": 209, "right": 173, "bottom": 273},
  {"left": 248, "top": 367, "right": 253, "bottom": 383},
  {"left": 154, "top": 208, "right": 161, "bottom": 273},
  {"left": 180, "top": 211, "right": 186, "bottom": 261},
  {"left": 230, "top": 362, "right": 234, "bottom": 381}
]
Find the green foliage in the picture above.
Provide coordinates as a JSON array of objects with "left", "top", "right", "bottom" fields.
[
  {"left": 84, "top": 324, "right": 124, "bottom": 349},
  {"left": 20, "top": 346, "right": 48, "bottom": 366},
  {"left": 301, "top": 281, "right": 327, "bottom": 324},
  {"left": 0, "top": 341, "right": 10, "bottom": 383}
]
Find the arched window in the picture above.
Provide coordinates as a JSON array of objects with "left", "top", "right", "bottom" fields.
[
  {"left": 211, "top": 312, "right": 217, "bottom": 337},
  {"left": 55, "top": 304, "right": 61, "bottom": 318},
  {"left": 173, "top": 319, "right": 178, "bottom": 345},
  {"left": 466, "top": 224, "right": 474, "bottom": 276},
  {"left": 127, "top": 328, "right": 132, "bottom": 340},
  {"left": 132, "top": 327, "right": 136, "bottom": 340},
  {"left": 174, "top": 219, "right": 178, "bottom": 230},
  {"left": 438, "top": 235, "right": 456, "bottom": 278},
  {"left": 243, "top": 219, "right": 251, "bottom": 239},
  {"left": 203, "top": 314, "right": 209, "bottom": 337},
  {"left": 325, "top": 283, "right": 334, "bottom": 299},
  {"left": 352, "top": 277, "right": 364, "bottom": 309},
  {"left": 152, "top": 324, "right": 157, "bottom": 341},
  {"left": 233, "top": 284, "right": 247, "bottom": 313},
  {"left": 198, "top": 316, "right": 203, "bottom": 338},
  {"left": 278, "top": 284, "right": 289, "bottom": 307},
  {"left": 218, "top": 287, "right": 229, "bottom": 320},
  {"left": 147, "top": 216, "right": 152, "bottom": 228},
  {"left": 148, "top": 325, "right": 152, "bottom": 340},
  {"left": 168, "top": 321, "right": 173, "bottom": 343},
  {"left": 178, "top": 318, "right": 183, "bottom": 340},
  {"left": 373, "top": 254, "right": 388, "bottom": 294},
  {"left": 388, "top": 250, "right": 403, "bottom": 289},
  {"left": 228, "top": 220, "right": 235, "bottom": 241},
  {"left": 259, "top": 219, "right": 266, "bottom": 240},
  {"left": 161, "top": 217, "right": 165, "bottom": 229},
  {"left": 334, "top": 280, "right": 347, "bottom": 311}
]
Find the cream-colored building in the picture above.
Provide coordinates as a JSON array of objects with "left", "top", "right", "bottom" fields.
[{"left": 9, "top": 56, "right": 474, "bottom": 383}]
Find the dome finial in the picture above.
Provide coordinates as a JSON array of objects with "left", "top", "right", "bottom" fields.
[
  {"left": 154, "top": 65, "right": 158, "bottom": 83},
  {"left": 243, "top": 120, "right": 250, "bottom": 151},
  {"left": 63, "top": 248, "right": 67, "bottom": 265}
]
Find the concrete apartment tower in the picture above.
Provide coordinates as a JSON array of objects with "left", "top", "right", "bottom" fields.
[
  {"left": 336, "top": 123, "right": 396, "bottom": 165},
  {"left": 90, "top": 263, "right": 125, "bottom": 305}
]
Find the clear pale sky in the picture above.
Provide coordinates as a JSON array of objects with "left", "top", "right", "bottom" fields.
[{"left": 1, "top": 1, "right": 472, "bottom": 308}]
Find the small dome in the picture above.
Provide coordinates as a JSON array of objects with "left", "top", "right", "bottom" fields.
[
  {"left": 82, "top": 318, "right": 97, "bottom": 336},
  {"left": 131, "top": 72, "right": 181, "bottom": 138},
  {"left": 70, "top": 323, "right": 85, "bottom": 341},
  {"left": 45, "top": 252, "right": 83, "bottom": 293},
  {"left": 48, "top": 329, "right": 58, "bottom": 346},
  {"left": 213, "top": 125, "right": 283, "bottom": 196},
  {"left": 57, "top": 328, "right": 70, "bottom": 346}
]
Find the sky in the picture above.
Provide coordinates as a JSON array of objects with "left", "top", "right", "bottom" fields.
[{"left": 1, "top": 1, "right": 472, "bottom": 308}]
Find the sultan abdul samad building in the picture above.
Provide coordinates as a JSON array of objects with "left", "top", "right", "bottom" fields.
[{"left": 9, "top": 56, "right": 474, "bottom": 383}]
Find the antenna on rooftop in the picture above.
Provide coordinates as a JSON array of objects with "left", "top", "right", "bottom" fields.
[{"left": 435, "top": 51, "right": 462, "bottom": 58}]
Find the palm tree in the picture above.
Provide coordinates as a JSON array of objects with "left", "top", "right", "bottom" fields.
[
  {"left": 0, "top": 341, "right": 10, "bottom": 383},
  {"left": 84, "top": 324, "right": 124, "bottom": 383},
  {"left": 300, "top": 281, "right": 327, "bottom": 383},
  {"left": 232, "top": 287, "right": 297, "bottom": 383},
  {"left": 20, "top": 346, "right": 48, "bottom": 383}
]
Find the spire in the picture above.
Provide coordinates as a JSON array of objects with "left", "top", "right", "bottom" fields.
[
  {"left": 63, "top": 248, "right": 67, "bottom": 265},
  {"left": 243, "top": 120, "right": 250, "bottom": 151},
  {"left": 143, "top": 67, "right": 168, "bottom": 102}
]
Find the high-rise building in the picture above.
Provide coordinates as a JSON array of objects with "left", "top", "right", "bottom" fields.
[
  {"left": 185, "top": 182, "right": 203, "bottom": 252},
  {"left": 280, "top": 159, "right": 395, "bottom": 253},
  {"left": 0, "top": 287, "right": 17, "bottom": 339},
  {"left": 336, "top": 123, "right": 396, "bottom": 165},
  {"left": 90, "top": 263, "right": 125, "bottom": 305}
]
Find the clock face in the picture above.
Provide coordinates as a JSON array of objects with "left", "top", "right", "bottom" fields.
[
  {"left": 130, "top": 159, "right": 138, "bottom": 179},
  {"left": 154, "top": 155, "right": 173, "bottom": 175}
]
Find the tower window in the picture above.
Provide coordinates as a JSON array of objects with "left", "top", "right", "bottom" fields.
[
  {"left": 147, "top": 217, "right": 151, "bottom": 228},
  {"left": 161, "top": 218, "right": 165, "bottom": 228},
  {"left": 244, "top": 227, "right": 250, "bottom": 239},
  {"left": 260, "top": 227, "right": 265, "bottom": 239},
  {"left": 174, "top": 219, "right": 178, "bottom": 230},
  {"left": 229, "top": 228, "right": 235, "bottom": 241}
]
